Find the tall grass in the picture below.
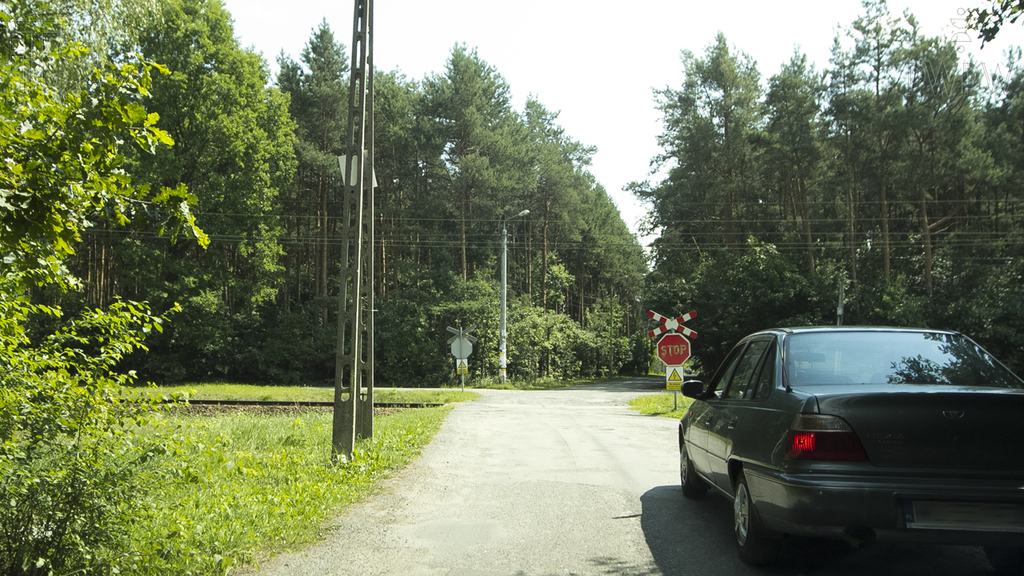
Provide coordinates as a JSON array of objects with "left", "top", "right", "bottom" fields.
[
  {"left": 471, "top": 375, "right": 622, "bottom": 390},
  {"left": 627, "top": 393, "right": 693, "bottom": 419},
  {"left": 148, "top": 384, "right": 477, "bottom": 405},
  {"left": 127, "top": 406, "right": 452, "bottom": 574}
]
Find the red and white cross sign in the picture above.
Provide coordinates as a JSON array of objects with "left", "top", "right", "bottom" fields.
[{"left": 647, "top": 310, "right": 698, "bottom": 339}]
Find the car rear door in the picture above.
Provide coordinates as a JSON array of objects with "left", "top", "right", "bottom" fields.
[
  {"left": 705, "top": 337, "right": 773, "bottom": 491},
  {"left": 685, "top": 343, "right": 745, "bottom": 478}
]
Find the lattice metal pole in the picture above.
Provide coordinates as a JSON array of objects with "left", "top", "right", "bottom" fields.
[
  {"left": 333, "top": 0, "right": 374, "bottom": 462},
  {"left": 355, "top": 0, "right": 375, "bottom": 442}
]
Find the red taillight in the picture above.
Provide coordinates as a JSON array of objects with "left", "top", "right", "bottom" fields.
[
  {"left": 791, "top": 431, "right": 816, "bottom": 452},
  {"left": 785, "top": 415, "right": 868, "bottom": 462}
]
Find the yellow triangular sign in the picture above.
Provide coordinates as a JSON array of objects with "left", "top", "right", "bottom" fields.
[{"left": 668, "top": 368, "right": 683, "bottom": 382}]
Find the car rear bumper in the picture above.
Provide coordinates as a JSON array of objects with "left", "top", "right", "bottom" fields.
[{"left": 744, "top": 465, "right": 1024, "bottom": 546}]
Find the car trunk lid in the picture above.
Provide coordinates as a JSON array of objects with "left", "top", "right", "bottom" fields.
[{"left": 813, "top": 387, "right": 1024, "bottom": 471}]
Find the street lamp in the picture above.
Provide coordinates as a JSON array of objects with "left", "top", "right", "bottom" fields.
[{"left": 500, "top": 209, "right": 529, "bottom": 384}]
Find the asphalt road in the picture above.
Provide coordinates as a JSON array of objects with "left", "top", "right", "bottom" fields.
[{"left": 250, "top": 376, "right": 997, "bottom": 576}]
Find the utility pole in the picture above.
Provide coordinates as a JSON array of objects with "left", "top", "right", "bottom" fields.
[
  {"left": 499, "top": 209, "right": 529, "bottom": 384},
  {"left": 333, "top": 0, "right": 374, "bottom": 462}
]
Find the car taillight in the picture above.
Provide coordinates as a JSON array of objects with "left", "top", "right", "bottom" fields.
[{"left": 785, "top": 414, "right": 868, "bottom": 462}]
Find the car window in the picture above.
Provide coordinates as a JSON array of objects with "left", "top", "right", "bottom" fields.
[
  {"left": 708, "top": 345, "right": 746, "bottom": 398},
  {"left": 784, "top": 331, "right": 1024, "bottom": 389},
  {"left": 752, "top": 341, "right": 776, "bottom": 399},
  {"left": 723, "top": 339, "right": 770, "bottom": 400}
]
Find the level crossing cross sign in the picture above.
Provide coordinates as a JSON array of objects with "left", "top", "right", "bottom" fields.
[
  {"left": 648, "top": 309, "right": 697, "bottom": 397},
  {"left": 447, "top": 325, "right": 477, "bottom": 392},
  {"left": 647, "top": 310, "right": 697, "bottom": 339},
  {"left": 447, "top": 325, "right": 478, "bottom": 360}
]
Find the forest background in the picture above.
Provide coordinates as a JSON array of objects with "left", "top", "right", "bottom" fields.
[
  {"left": 6, "top": 1, "right": 1024, "bottom": 572},
  {"left": 18, "top": 0, "right": 1024, "bottom": 387}
]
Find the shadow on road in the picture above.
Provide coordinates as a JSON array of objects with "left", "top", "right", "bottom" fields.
[
  {"left": 556, "top": 376, "right": 667, "bottom": 393},
  {"left": 640, "top": 485, "right": 751, "bottom": 576},
  {"left": 639, "top": 485, "right": 994, "bottom": 576}
]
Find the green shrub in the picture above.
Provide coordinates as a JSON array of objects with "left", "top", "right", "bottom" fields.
[{"left": 0, "top": 297, "right": 183, "bottom": 575}]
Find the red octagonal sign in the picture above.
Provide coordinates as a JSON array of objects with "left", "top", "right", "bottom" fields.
[{"left": 657, "top": 333, "right": 690, "bottom": 366}]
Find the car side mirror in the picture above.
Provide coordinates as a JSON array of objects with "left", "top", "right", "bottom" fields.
[{"left": 681, "top": 380, "right": 704, "bottom": 399}]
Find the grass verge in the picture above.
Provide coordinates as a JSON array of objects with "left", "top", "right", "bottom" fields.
[
  {"left": 147, "top": 383, "right": 478, "bottom": 405},
  {"left": 628, "top": 393, "right": 693, "bottom": 419},
  {"left": 470, "top": 375, "right": 632, "bottom": 390},
  {"left": 150, "top": 378, "right": 614, "bottom": 395},
  {"left": 129, "top": 404, "right": 454, "bottom": 574}
]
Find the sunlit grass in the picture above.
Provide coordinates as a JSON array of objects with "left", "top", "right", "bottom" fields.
[
  {"left": 628, "top": 393, "right": 693, "bottom": 419},
  {"left": 127, "top": 404, "right": 455, "bottom": 574},
  {"left": 146, "top": 383, "right": 478, "bottom": 404},
  {"left": 472, "top": 375, "right": 633, "bottom": 390},
  {"left": 149, "top": 378, "right": 635, "bottom": 398}
]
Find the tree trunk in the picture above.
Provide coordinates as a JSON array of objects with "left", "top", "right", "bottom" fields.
[
  {"left": 578, "top": 261, "right": 585, "bottom": 328},
  {"left": 541, "top": 199, "right": 549, "bottom": 311},
  {"left": 319, "top": 171, "right": 329, "bottom": 325},
  {"left": 845, "top": 161, "right": 859, "bottom": 299},
  {"left": 798, "top": 175, "right": 815, "bottom": 274},
  {"left": 460, "top": 211, "right": 467, "bottom": 283},
  {"left": 460, "top": 184, "right": 468, "bottom": 283},
  {"left": 879, "top": 156, "right": 891, "bottom": 282},
  {"left": 919, "top": 184, "right": 934, "bottom": 297},
  {"left": 525, "top": 215, "right": 533, "bottom": 303}
]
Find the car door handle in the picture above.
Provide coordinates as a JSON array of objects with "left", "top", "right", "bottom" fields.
[{"left": 727, "top": 417, "right": 738, "bottom": 429}]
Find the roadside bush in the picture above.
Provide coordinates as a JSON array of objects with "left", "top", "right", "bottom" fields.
[
  {"left": 0, "top": 0, "right": 211, "bottom": 572},
  {"left": 510, "top": 306, "right": 590, "bottom": 380},
  {"left": 0, "top": 295, "right": 183, "bottom": 575},
  {"left": 622, "top": 330, "right": 655, "bottom": 376},
  {"left": 255, "top": 301, "right": 339, "bottom": 385}
]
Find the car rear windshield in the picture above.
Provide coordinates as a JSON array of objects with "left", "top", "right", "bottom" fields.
[{"left": 784, "top": 331, "right": 1024, "bottom": 389}]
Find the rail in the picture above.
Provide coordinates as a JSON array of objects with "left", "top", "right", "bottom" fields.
[{"left": 168, "top": 399, "right": 444, "bottom": 409}]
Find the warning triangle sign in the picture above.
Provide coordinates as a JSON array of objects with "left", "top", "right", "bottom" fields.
[{"left": 668, "top": 368, "right": 683, "bottom": 382}]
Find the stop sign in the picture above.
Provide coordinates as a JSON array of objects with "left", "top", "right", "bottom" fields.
[
  {"left": 657, "top": 333, "right": 690, "bottom": 366},
  {"left": 450, "top": 337, "right": 473, "bottom": 360}
]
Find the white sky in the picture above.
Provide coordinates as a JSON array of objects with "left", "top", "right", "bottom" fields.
[{"left": 221, "top": 0, "right": 1023, "bottom": 244}]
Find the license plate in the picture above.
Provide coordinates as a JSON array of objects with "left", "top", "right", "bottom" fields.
[{"left": 904, "top": 500, "right": 1024, "bottom": 532}]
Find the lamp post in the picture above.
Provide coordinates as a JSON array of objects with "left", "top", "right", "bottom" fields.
[{"left": 500, "top": 209, "right": 529, "bottom": 384}]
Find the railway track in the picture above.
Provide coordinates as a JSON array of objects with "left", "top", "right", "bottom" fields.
[{"left": 174, "top": 399, "right": 444, "bottom": 409}]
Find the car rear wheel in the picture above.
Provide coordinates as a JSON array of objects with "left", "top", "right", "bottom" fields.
[
  {"left": 733, "top": 471, "right": 780, "bottom": 566},
  {"left": 984, "top": 546, "right": 1024, "bottom": 576},
  {"left": 680, "top": 442, "right": 708, "bottom": 499}
]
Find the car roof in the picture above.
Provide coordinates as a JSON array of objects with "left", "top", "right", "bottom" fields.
[{"left": 749, "top": 326, "right": 961, "bottom": 338}]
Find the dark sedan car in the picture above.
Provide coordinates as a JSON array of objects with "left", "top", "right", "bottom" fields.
[{"left": 678, "top": 327, "right": 1024, "bottom": 573}]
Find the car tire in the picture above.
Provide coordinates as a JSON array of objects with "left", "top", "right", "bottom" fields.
[
  {"left": 984, "top": 546, "right": 1024, "bottom": 576},
  {"left": 733, "top": 471, "right": 780, "bottom": 566},
  {"left": 680, "top": 442, "right": 708, "bottom": 499}
]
